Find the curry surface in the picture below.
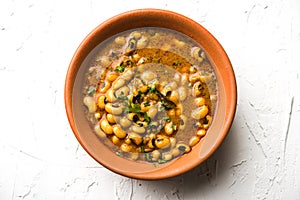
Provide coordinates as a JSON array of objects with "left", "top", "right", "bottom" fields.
[{"left": 80, "top": 27, "right": 217, "bottom": 164}]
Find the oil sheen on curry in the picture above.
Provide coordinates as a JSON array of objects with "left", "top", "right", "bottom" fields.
[{"left": 82, "top": 27, "right": 217, "bottom": 164}]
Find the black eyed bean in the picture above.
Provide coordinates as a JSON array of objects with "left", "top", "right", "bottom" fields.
[
  {"left": 100, "top": 118, "right": 113, "bottom": 135},
  {"left": 189, "top": 135, "right": 200, "bottom": 147},
  {"left": 106, "top": 114, "right": 115, "bottom": 124},
  {"left": 179, "top": 115, "right": 187, "bottom": 130},
  {"left": 176, "top": 143, "right": 191, "bottom": 153},
  {"left": 196, "top": 129, "right": 206, "bottom": 137},
  {"left": 169, "top": 137, "right": 176, "bottom": 149},
  {"left": 132, "top": 125, "right": 146, "bottom": 134},
  {"left": 130, "top": 31, "right": 142, "bottom": 39},
  {"left": 115, "top": 86, "right": 130, "bottom": 98},
  {"left": 141, "top": 70, "right": 156, "bottom": 83},
  {"left": 122, "top": 69, "right": 134, "bottom": 81},
  {"left": 178, "top": 86, "right": 187, "bottom": 101},
  {"left": 99, "top": 80, "right": 111, "bottom": 93},
  {"left": 119, "top": 117, "right": 132, "bottom": 128},
  {"left": 97, "top": 95, "right": 106, "bottom": 110},
  {"left": 175, "top": 104, "right": 183, "bottom": 116},
  {"left": 112, "top": 78, "right": 126, "bottom": 90},
  {"left": 169, "top": 90, "right": 179, "bottom": 104},
  {"left": 191, "top": 105, "right": 209, "bottom": 120},
  {"left": 191, "top": 47, "right": 204, "bottom": 62},
  {"left": 203, "top": 115, "right": 212, "bottom": 129},
  {"left": 111, "top": 135, "right": 122, "bottom": 145},
  {"left": 130, "top": 152, "right": 139, "bottom": 160},
  {"left": 105, "top": 89, "right": 117, "bottom": 102},
  {"left": 192, "top": 81, "right": 203, "bottom": 97},
  {"left": 162, "top": 152, "right": 173, "bottom": 161},
  {"left": 96, "top": 55, "right": 111, "bottom": 67},
  {"left": 171, "top": 148, "right": 181, "bottom": 157},
  {"left": 106, "top": 72, "right": 119, "bottom": 82},
  {"left": 173, "top": 39, "right": 186, "bottom": 47},
  {"left": 125, "top": 38, "right": 137, "bottom": 53},
  {"left": 137, "top": 36, "right": 149, "bottom": 49},
  {"left": 155, "top": 136, "right": 170, "bottom": 149},
  {"left": 189, "top": 65, "right": 197, "bottom": 73},
  {"left": 151, "top": 150, "right": 160, "bottom": 161},
  {"left": 147, "top": 106, "right": 158, "bottom": 119},
  {"left": 94, "top": 112, "right": 101, "bottom": 120},
  {"left": 114, "top": 36, "right": 126, "bottom": 45},
  {"left": 120, "top": 143, "right": 133, "bottom": 152},
  {"left": 128, "top": 132, "right": 143, "bottom": 145},
  {"left": 195, "top": 97, "right": 205, "bottom": 106},
  {"left": 83, "top": 96, "right": 97, "bottom": 113},
  {"left": 164, "top": 122, "right": 174, "bottom": 135},
  {"left": 189, "top": 72, "right": 202, "bottom": 84},
  {"left": 94, "top": 124, "right": 106, "bottom": 138},
  {"left": 105, "top": 103, "right": 123, "bottom": 115},
  {"left": 113, "top": 125, "right": 127, "bottom": 139}
]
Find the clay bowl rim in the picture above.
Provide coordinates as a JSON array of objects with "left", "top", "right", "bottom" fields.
[{"left": 65, "top": 8, "right": 237, "bottom": 180}]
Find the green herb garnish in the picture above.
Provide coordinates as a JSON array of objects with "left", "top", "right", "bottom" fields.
[
  {"left": 148, "top": 84, "right": 157, "bottom": 93},
  {"left": 87, "top": 87, "right": 96, "bottom": 95},
  {"left": 145, "top": 153, "right": 152, "bottom": 161},
  {"left": 159, "top": 103, "right": 166, "bottom": 112},
  {"left": 172, "top": 123, "right": 177, "bottom": 131},
  {"left": 157, "top": 159, "right": 167, "bottom": 164},
  {"left": 162, "top": 116, "right": 171, "bottom": 122},
  {"left": 143, "top": 112, "right": 151, "bottom": 124},
  {"left": 115, "top": 64, "right": 125, "bottom": 73},
  {"left": 129, "top": 103, "right": 140, "bottom": 113},
  {"left": 124, "top": 100, "right": 141, "bottom": 113},
  {"left": 116, "top": 152, "right": 123, "bottom": 157}
]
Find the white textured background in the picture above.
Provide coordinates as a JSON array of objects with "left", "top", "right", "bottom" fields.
[{"left": 1, "top": 0, "right": 300, "bottom": 199}]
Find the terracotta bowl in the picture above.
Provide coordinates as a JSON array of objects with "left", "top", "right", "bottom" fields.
[{"left": 65, "top": 8, "right": 237, "bottom": 180}]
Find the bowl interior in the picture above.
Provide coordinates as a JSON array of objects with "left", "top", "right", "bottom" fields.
[{"left": 65, "top": 9, "right": 236, "bottom": 180}]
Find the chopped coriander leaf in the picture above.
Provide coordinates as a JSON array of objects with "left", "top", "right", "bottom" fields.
[
  {"left": 141, "top": 146, "right": 145, "bottom": 153},
  {"left": 148, "top": 84, "right": 157, "bottom": 93},
  {"left": 115, "top": 64, "right": 125, "bottom": 73},
  {"left": 124, "top": 100, "right": 141, "bottom": 113},
  {"left": 128, "top": 103, "right": 141, "bottom": 113},
  {"left": 143, "top": 112, "right": 151, "bottom": 124},
  {"left": 161, "top": 100, "right": 176, "bottom": 110},
  {"left": 159, "top": 104, "right": 166, "bottom": 112},
  {"left": 145, "top": 153, "right": 152, "bottom": 161},
  {"left": 148, "top": 123, "right": 157, "bottom": 129},
  {"left": 116, "top": 152, "right": 123, "bottom": 157},
  {"left": 158, "top": 159, "right": 167, "bottom": 164},
  {"left": 162, "top": 116, "right": 171, "bottom": 122},
  {"left": 143, "top": 102, "right": 150, "bottom": 107},
  {"left": 87, "top": 87, "right": 96, "bottom": 95},
  {"left": 172, "top": 123, "right": 177, "bottom": 131}
]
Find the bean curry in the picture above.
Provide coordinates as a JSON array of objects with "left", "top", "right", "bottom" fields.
[{"left": 81, "top": 27, "right": 217, "bottom": 164}]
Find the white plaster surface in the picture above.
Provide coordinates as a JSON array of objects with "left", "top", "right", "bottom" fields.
[{"left": 1, "top": 0, "right": 300, "bottom": 199}]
